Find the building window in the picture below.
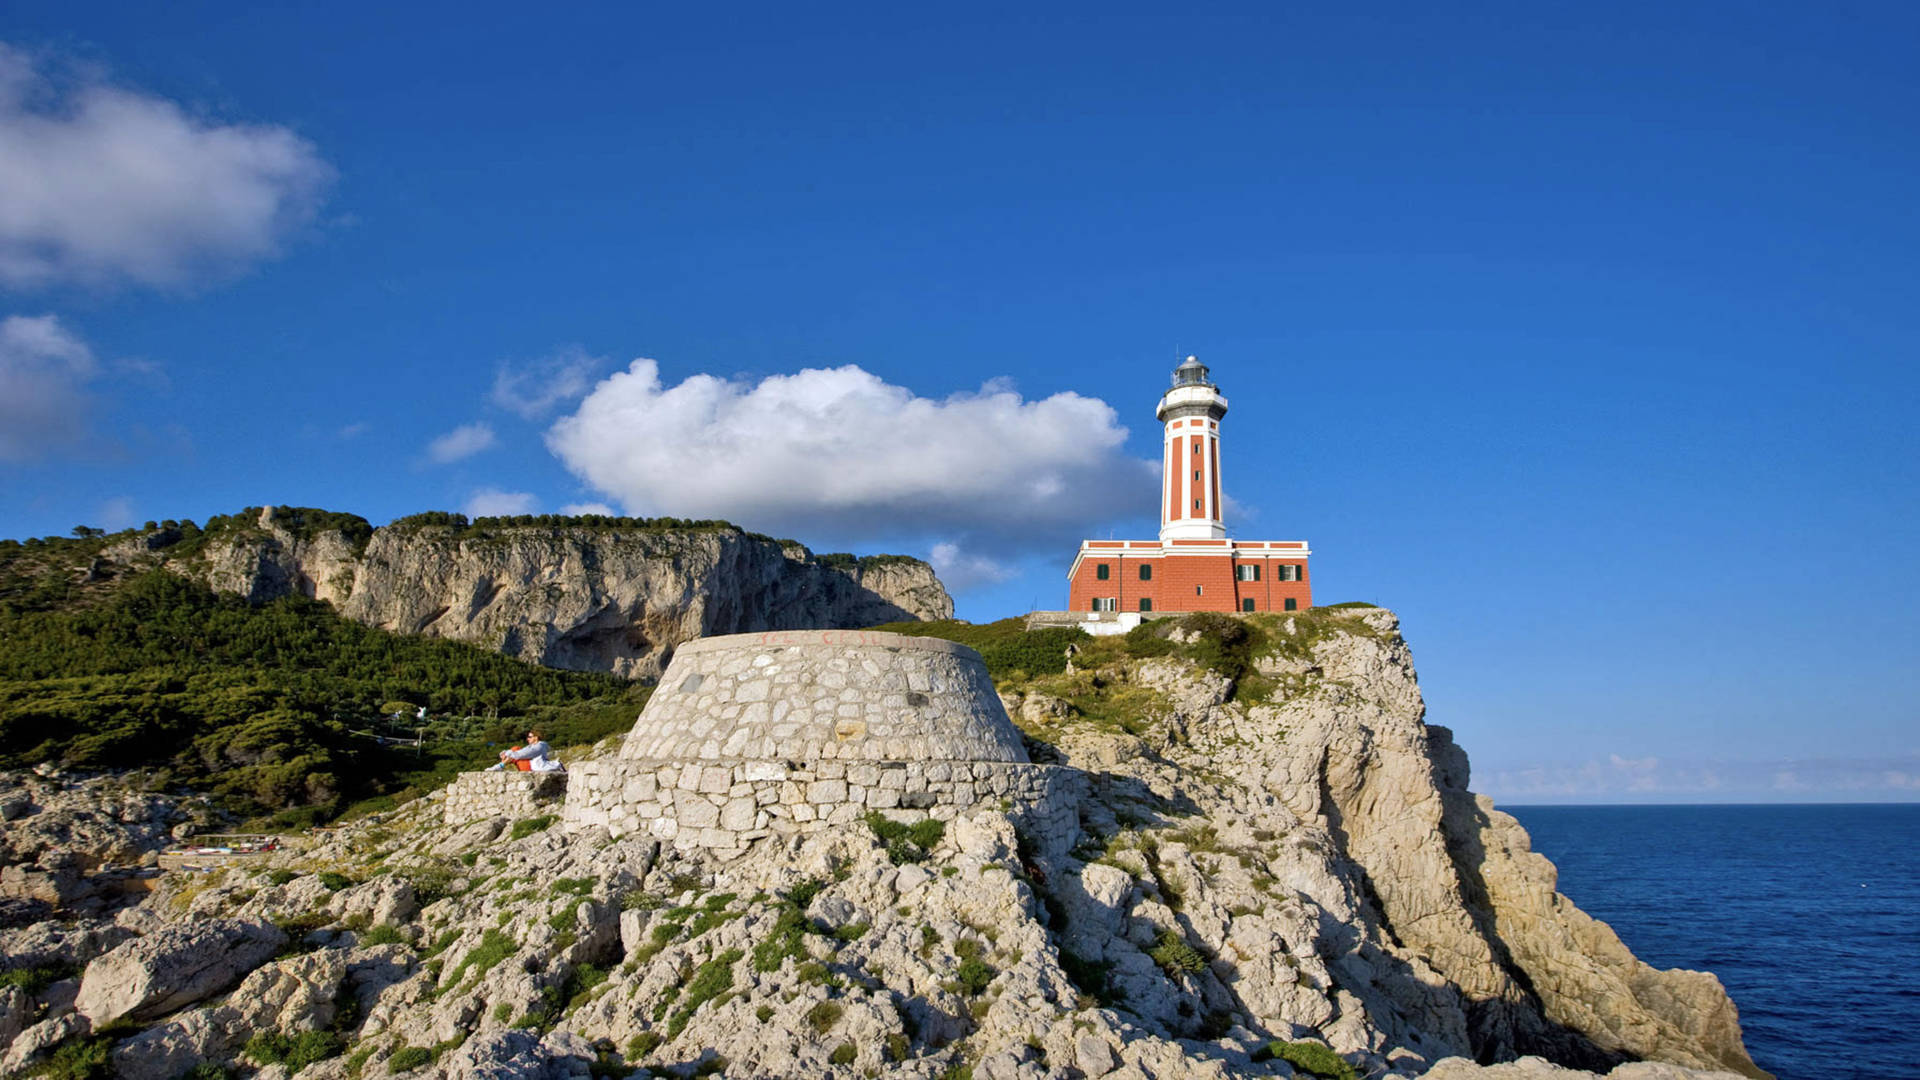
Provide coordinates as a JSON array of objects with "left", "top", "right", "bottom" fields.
[
  {"left": 1284, "top": 598, "right": 1298, "bottom": 611},
  {"left": 1139, "top": 564, "right": 1152, "bottom": 580},
  {"left": 1194, "top": 585, "right": 1203, "bottom": 596},
  {"left": 1193, "top": 499, "right": 1201, "bottom": 510},
  {"left": 1279, "top": 564, "right": 1301, "bottom": 582},
  {"left": 1092, "top": 597, "right": 1117, "bottom": 612},
  {"left": 1138, "top": 598, "right": 1153, "bottom": 612},
  {"left": 1193, "top": 470, "right": 1200, "bottom": 482},
  {"left": 1235, "top": 564, "right": 1260, "bottom": 581},
  {"left": 1095, "top": 563, "right": 1110, "bottom": 580},
  {"left": 1242, "top": 597, "right": 1256, "bottom": 612}
]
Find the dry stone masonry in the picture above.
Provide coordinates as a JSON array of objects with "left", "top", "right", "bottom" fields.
[
  {"left": 559, "top": 630, "right": 1080, "bottom": 854},
  {"left": 441, "top": 770, "right": 567, "bottom": 826}
]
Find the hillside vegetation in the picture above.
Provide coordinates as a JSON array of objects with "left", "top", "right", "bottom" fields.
[{"left": 0, "top": 571, "right": 644, "bottom": 826}]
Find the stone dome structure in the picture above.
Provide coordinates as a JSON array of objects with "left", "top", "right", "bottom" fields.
[
  {"left": 618, "top": 630, "right": 1028, "bottom": 765},
  {"left": 560, "top": 629, "right": 1077, "bottom": 854}
]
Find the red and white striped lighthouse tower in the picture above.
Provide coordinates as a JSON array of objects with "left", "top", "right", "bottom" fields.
[
  {"left": 1066, "top": 356, "right": 1312, "bottom": 618},
  {"left": 1157, "top": 356, "right": 1229, "bottom": 541}
]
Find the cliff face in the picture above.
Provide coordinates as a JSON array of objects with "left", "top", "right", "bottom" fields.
[
  {"left": 1089, "top": 606, "right": 1768, "bottom": 1077},
  {"left": 107, "top": 509, "right": 952, "bottom": 678},
  {"left": 0, "top": 605, "right": 1767, "bottom": 1080}
]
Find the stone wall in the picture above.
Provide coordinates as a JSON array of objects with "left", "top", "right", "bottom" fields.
[
  {"left": 620, "top": 630, "right": 1025, "bottom": 765},
  {"left": 562, "top": 756, "right": 1082, "bottom": 856},
  {"left": 442, "top": 771, "right": 568, "bottom": 826}
]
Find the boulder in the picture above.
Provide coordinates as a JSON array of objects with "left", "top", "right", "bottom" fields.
[{"left": 75, "top": 918, "right": 286, "bottom": 1025}]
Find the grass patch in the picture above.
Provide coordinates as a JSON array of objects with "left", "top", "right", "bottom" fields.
[
  {"left": 829, "top": 1043, "right": 857, "bottom": 1065},
  {"left": 444, "top": 928, "right": 516, "bottom": 985},
  {"left": 1252, "top": 1041, "right": 1358, "bottom": 1080},
  {"left": 804, "top": 1000, "right": 843, "bottom": 1034},
  {"left": 243, "top": 1031, "right": 345, "bottom": 1071},
  {"left": 751, "top": 905, "right": 810, "bottom": 973},
  {"left": 509, "top": 814, "right": 557, "bottom": 840},
  {"left": 863, "top": 812, "right": 945, "bottom": 864},
  {"left": 664, "top": 949, "right": 744, "bottom": 1038},
  {"left": 387, "top": 1047, "right": 433, "bottom": 1072}
]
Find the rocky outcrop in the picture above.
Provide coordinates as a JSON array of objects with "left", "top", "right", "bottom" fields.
[
  {"left": 0, "top": 772, "right": 194, "bottom": 914},
  {"left": 1146, "top": 607, "right": 1768, "bottom": 1078},
  {"left": 2, "top": 607, "right": 1769, "bottom": 1080},
  {"left": 102, "top": 508, "right": 953, "bottom": 678},
  {"left": 75, "top": 917, "right": 287, "bottom": 1025}
]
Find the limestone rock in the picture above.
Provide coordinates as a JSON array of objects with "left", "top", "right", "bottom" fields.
[
  {"left": 100, "top": 508, "right": 953, "bottom": 678},
  {"left": 75, "top": 917, "right": 286, "bottom": 1025}
]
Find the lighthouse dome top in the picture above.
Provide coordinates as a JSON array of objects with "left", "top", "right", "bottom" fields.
[{"left": 1171, "top": 355, "right": 1214, "bottom": 388}]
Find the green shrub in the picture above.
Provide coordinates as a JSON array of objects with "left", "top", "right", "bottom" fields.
[
  {"left": 1252, "top": 1041, "right": 1357, "bottom": 1080},
  {"left": 182, "top": 1064, "right": 232, "bottom": 1080},
  {"left": 755, "top": 1004, "right": 774, "bottom": 1023},
  {"left": 317, "top": 871, "right": 354, "bottom": 891},
  {"left": 886, "top": 1033, "right": 910, "bottom": 1061},
  {"left": 864, "top": 811, "right": 943, "bottom": 864},
  {"left": 805, "top": 1000, "right": 843, "bottom": 1034},
  {"left": 786, "top": 877, "right": 825, "bottom": 907},
  {"left": 625, "top": 1031, "right": 663, "bottom": 1060},
  {"left": 666, "top": 948, "right": 743, "bottom": 1038},
  {"left": 751, "top": 906, "right": 810, "bottom": 973},
  {"left": 509, "top": 815, "right": 557, "bottom": 840},
  {"left": 244, "top": 1030, "right": 345, "bottom": 1070},
  {"left": 0, "top": 965, "right": 73, "bottom": 995},
  {"left": 444, "top": 928, "right": 516, "bottom": 985},
  {"left": 829, "top": 1043, "right": 857, "bottom": 1065},
  {"left": 954, "top": 957, "right": 994, "bottom": 996},
  {"left": 387, "top": 1046, "right": 434, "bottom": 1072},
  {"left": 550, "top": 876, "right": 595, "bottom": 897},
  {"left": 867, "top": 618, "right": 1089, "bottom": 679},
  {"left": 266, "top": 869, "right": 298, "bottom": 886},
  {"left": 1149, "top": 931, "right": 1207, "bottom": 976},
  {"left": 360, "top": 923, "right": 406, "bottom": 946},
  {"left": 832, "top": 922, "right": 869, "bottom": 942},
  {"left": 30, "top": 1035, "right": 115, "bottom": 1080}
]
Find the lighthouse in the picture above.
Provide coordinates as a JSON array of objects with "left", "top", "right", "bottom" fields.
[
  {"left": 1065, "top": 357, "right": 1312, "bottom": 618},
  {"left": 1157, "top": 356, "right": 1228, "bottom": 542}
]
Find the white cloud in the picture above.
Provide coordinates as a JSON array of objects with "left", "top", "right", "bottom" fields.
[
  {"left": 0, "top": 42, "right": 333, "bottom": 288},
  {"left": 546, "top": 360, "right": 1154, "bottom": 559},
  {"left": 559, "top": 501, "right": 618, "bottom": 517},
  {"left": 463, "top": 488, "right": 539, "bottom": 517},
  {"left": 491, "top": 345, "right": 609, "bottom": 420},
  {"left": 424, "top": 422, "right": 495, "bottom": 464},
  {"left": 337, "top": 421, "right": 369, "bottom": 440},
  {"left": 0, "top": 313, "right": 97, "bottom": 460},
  {"left": 929, "top": 542, "right": 1016, "bottom": 592}
]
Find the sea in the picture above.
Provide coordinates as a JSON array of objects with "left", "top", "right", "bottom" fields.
[{"left": 1506, "top": 804, "right": 1920, "bottom": 1080}]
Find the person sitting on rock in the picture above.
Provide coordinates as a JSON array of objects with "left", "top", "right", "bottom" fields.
[{"left": 487, "top": 729, "right": 560, "bottom": 771}]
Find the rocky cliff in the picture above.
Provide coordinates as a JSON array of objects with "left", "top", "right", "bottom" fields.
[
  {"left": 0, "top": 607, "right": 1770, "bottom": 1080},
  {"left": 99, "top": 508, "right": 952, "bottom": 678}
]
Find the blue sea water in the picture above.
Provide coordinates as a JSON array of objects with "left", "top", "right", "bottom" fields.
[{"left": 1506, "top": 804, "right": 1920, "bottom": 1080}]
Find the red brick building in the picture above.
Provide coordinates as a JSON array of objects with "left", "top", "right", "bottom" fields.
[{"left": 1067, "top": 357, "right": 1312, "bottom": 615}]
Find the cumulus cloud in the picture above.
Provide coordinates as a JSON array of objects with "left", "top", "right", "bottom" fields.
[
  {"left": 424, "top": 422, "right": 495, "bottom": 464},
  {"left": 491, "top": 345, "right": 609, "bottom": 420},
  {"left": 930, "top": 542, "right": 1016, "bottom": 592},
  {"left": 559, "top": 501, "right": 618, "bottom": 517},
  {"left": 0, "top": 313, "right": 97, "bottom": 460},
  {"left": 0, "top": 42, "right": 333, "bottom": 288},
  {"left": 546, "top": 360, "right": 1154, "bottom": 561},
  {"left": 464, "top": 488, "right": 539, "bottom": 517}
]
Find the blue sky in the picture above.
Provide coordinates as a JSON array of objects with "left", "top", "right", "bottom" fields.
[{"left": 2, "top": 4, "right": 1915, "bottom": 802}]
